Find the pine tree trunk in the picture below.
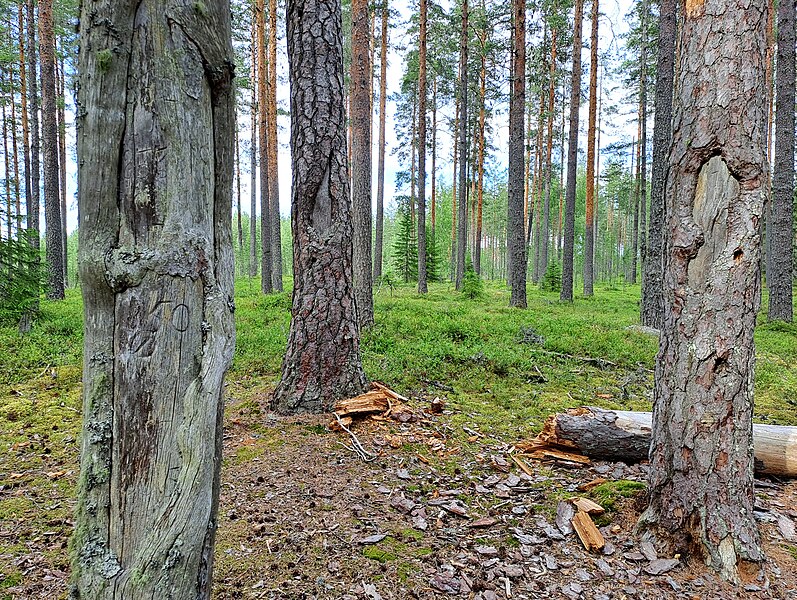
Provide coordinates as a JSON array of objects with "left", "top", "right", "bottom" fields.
[
  {"left": 57, "top": 56, "right": 68, "bottom": 286},
  {"left": 274, "top": 0, "right": 369, "bottom": 414},
  {"left": 249, "top": 17, "right": 258, "bottom": 278},
  {"left": 583, "top": 0, "right": 598, "bottom": 297},
  {"left": 641, "top": 0, "right": 674, "bottom": 328},
  {"left": 39, "top": 0, "right": 63, "bottom": 299},
  {"left": 18, "top": 2, "right": 31, "bottom": 237},
  {"left": 638, "top": 1, "right": 648, "bottom": 293},
  {"left": 417, "top": 0, "right": 428, "bottom": 293},
  {"left": 3, "top": 73, "right": 11, "bottom": 240},
  {"left": 560, "top": 0, "right": 583, "bottom": 302},
  {"left": 455, "top": 0, "right": 468, "bottom": 290},
  {"left": 373, "top": 0, "right": 388, "bottom": 282},
  {"left": 637, "top": 0, "right": 768, "bottom": 581},
  {"left": 256, "top": 0, "right": 273, "bottom": 293},
  {"left": 507, "top": 0, "right": 526, "bottom": 307},
  {"left": 431, "top": 78, "right": 437, "bottom": 234},
  {"left": 630, "top": 127, "right": 640, "bottom": 283},
  {"left": 768, "top": 0, "right": 795, "bottom": 322},
  {"left": 541, "top": 29, "right": 557, "bottom": 280},
  {"left": 475, "top": 42, "right": 486, "bottom": 277},
  {"left": 10, "top": 64, "right": 22, "bottom": 231},
  {"left": 72, "top": 2, "right": 236, "bottom": 596},
  {"left": 351, "top": 0, "right": 375, "bottom": 323},
  {"left": 236, "top": 124, "right": 244, "bottom": 253},
  {"left": 531, "top": 85, "right": 545, "bottom": 282},
  {"left": 267, "top": 0, "right": 283, "bottom": 292},
  {"left": 451, "top": 97, "right": 459, "bottom": 280},
  {"left": 26, "top": 0, "right": 39, "bottom": 248}
]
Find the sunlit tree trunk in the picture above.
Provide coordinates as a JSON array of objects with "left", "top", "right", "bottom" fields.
[
  {"left": 267, "top": 0, "right": 282, "bottom": 291},
  {"left": 583, "top": 0, "right": 599, "bottom": 296}
]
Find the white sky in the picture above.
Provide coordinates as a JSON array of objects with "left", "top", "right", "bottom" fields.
[{"left": 63, "top": 0, "right": 635, "bottom": 234}]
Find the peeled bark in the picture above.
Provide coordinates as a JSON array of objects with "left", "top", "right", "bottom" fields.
[
  {"left": 641, "top": 0, "right": 675, "bottom": 328},
  {"left": 373, "top": 0, "right": 388, "bottom": 282},
  {"left": 560, "top": 0, "right": 584, "bottom": 302},
  {"left": 351, "top": 0, "right": 375, "bottom": 323},
  {"left": 507, "top": 0, "right": 527, "bottom": 307},
  {"left": 273, "top": 0, "right": 368, "bottom": 414},
  {"left": 768, "top": 0, "right": 795, "bottom": 322},
  {"left": 39, "top": 0, "right": 63, "bottom": 299},
  {"left": 73, "top": 1, "right": 236, "bottom": 596},
  {"left": 638, "top": 0, "right": 769, "bottom": 581}
]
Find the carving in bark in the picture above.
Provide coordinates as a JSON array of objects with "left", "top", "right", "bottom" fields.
[
  {"left": 273, "top": 0, "right": 368, "bottom": 414},
  {"left": 72, "top": 1, "right": 236, "bottom": 597},
  {"left": 638, "top": 0, "right": 769, "bottom": 581}
]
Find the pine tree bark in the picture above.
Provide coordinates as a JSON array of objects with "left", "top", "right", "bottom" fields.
[
  {"left": 560, "top": 0, "right": 583, "bottom": 302},
  {"left": 273, "top": 0, "right": 368, "bottom": 414},
  {"left": 2, "top": 75, "right": 11, "bottom": 240},
  {"left": 455, "top": 0, "right": 469, "bottom": 290},
  {"left": 351, "top": 0, "right": 375, "bottom": 322},
  {"left": 768, "top": 0, "right": 794, "bottom": 322},
  {"left": 507, "top": 0, "right": 527, "bottom": 307},
  {"left": 267, "top": 0, "right": 283, "bottom": 292},
  {"left": 39, "top": 0, "right": 63, "bottom": 299},
  {"left": 540, "top": 29, "right": 557, "bottom": 280},
  {"left": 18, "top": 2, "right": 31, "bottom": 236},
  {"left": 641, "top": 0, "right": 675, "bottom": 328},
  {"left": 256, "top": 0, "right": 273, "bottom": 293},
  {"left": 475, "top": 40, "right": 486, "bottom": 277},
  {"left": 26, "top": 0, "right": 39, "bottom": 248},
  {"left": 451, "top": 97, "right": 459, "bottom": 280},
  {"left": 583, "top": 0, "right": 598, "bottom": 297},
  {"left": 373, "top": 0, "right": 388, "bottom": 282},
  {"left": 235, "top": 124, "right": 244, "bottom": 253},
  {"left": 417, "top": 0, "right": 429, "bottom": 293},
  {"left": 57, "top": 56, "right": 68, "bottom": 286},
  {"left": 637, "top": 0, "right": 768, "bottom": 581},
  {"left": 249, "top": 17, "right": 258, "bottom": 278},
  {"left": 638, "top": 1, "right": 648, "bottom": 290},
  {"left": 72, "top": 1, "right": 236, "bottom": 596}
]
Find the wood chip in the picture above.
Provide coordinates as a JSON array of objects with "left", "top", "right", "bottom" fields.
[
  {"left": 571, "top": 510, "right": 605, "bottom": 552},
  {"left": 469, "top": 517, "right": 499, "bottom": 529},
  {"left": 577, "top": 478, "right": 607, "bottom": 492},
  {"left": 569, "top": 496, "right": 605, "bottom": 515},
  {"left": 510, "top": 453, "right": 534, "bottom": 477}
]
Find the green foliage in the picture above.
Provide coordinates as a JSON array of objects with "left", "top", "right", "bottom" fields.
[
  {"left": 0, "top": 235, "right": 46, "bottom": 325},
  {"left": 540, "top": 260, "right": 562, "bottom": 293},
  {"left": 461, "top": 261, "right": 483, "bottom": 300},
  {"left": 391, "top": 203, "right": 417, "bottom": 283},
  {"left": 425, "top": 231, "right": 442, "bottom": 283}
]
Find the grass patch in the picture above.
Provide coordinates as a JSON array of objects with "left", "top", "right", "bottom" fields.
[{"left": 590, "top": 480, "right": 647, "bottom": 513}]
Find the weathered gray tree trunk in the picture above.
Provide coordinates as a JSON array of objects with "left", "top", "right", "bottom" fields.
[
  {"left": 39, "top": 0, "right": 63, "bottom": 299},
  {"left": 637, "top": 0, "right": 768, "bottom": 581},
  {"left": 26, "top": 0, "right": 39, "bottom": 248},
  {"left": 72, "top": 1, "right": 236, "bottom": 598},
  {"left": 417, "top": 0, "right": 428, "bottom": 294},
  {"left": 641, "top": 0, "right": 675, "bottom": 328},
  {"left": 351, "top": 0, "right": 375, "bottom": 325},
  {"left": 455, "top": 0, "right": 468, "bottom": 291},
  {"left": 273, "top": 0, "right": 368, "bottom": 414},
  {"left": 768, "top": 0, "right": 794, "bottom": 322},
  {"left": 373, "top": 1, "right": 388, "bottom": 282},
  {"left": 507, "top": 0, "right": 526, "bottom": 307},
  {"left": 560, "top": 0, "right": 583, "bottom": 302}
]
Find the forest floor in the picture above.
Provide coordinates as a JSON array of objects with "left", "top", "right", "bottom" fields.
[{"left": 1, "top": 280, "right": 796, "bottom": 599}]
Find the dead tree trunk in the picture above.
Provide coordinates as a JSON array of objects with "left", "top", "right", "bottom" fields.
[
  {"left": 637, "top": 0, "right": 769, "bottom": 581},
  {"left": 72, "top": 1, "right": 236, "bottom": 597},
  {"left": 273, "top": 0, "right": 369, "bottom": 414}
]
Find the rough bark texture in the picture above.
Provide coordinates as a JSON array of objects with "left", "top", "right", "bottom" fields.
[
  {"left": 57, "top": 56, "right": 68, "bottom": 286},
  {"left": 373, "top": 0, "right": 388, "bottom": 282},
  {"left": 560, "top": 0, "right": 583, "bottom": 302},
  {"left": 26, "top": 0, "right": 39, "bottom": 247},
  {"left": 637, "top": 0, "right": 648, "bottom": 289},
  {"left": 273, "top": 0, "right": 368, "bottom": 414},
  {"left": 268, "top": 0, "right": 283, "bottom": 292},
  {"left": 475, "top": 45, "right": 485, "bottom": 276},
  {"left": 417, "top": 0, "right": 428, "bottom": 293},
  {"left": 39, "top": 0, "right": 63, "bottom": 299},
  {"left": 637, "top": 0, "right": 768, "bottom": 581},
  {"left": 18, "top": 3, "right": 31, "bottom": 235},
  {"left": 351, "top": 0, "right": 375, "bottom": 323},
  {"left": 72, "top": 1, "right": 236, "bottom": 597},
  {"left": 523, "top": 407, "right": 797, "bottom": 478},
  {"left": 257, "top": 0, "right": 273, "bottom": 294},
  {"left": 249, "top": 20, "right": 258, "bottom": 279},
  {"left": 641, "top": 0, "right": 675, "bottom": 328},
  {"left": 455, "top": 0, "right": 468, "bottom": 291},
  {"left": 507, "top": 0, "right": 526, "bottom": 307},
  {"left": 583, "top": 0, "right": 598, "bottom": 297},
  {"left": 768, "top": 0, "right": 794, "bottom": 322}
]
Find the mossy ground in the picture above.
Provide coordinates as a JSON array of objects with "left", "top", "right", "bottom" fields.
[{"left": 1, "top": 280, "right": 796, "bottom": 598}]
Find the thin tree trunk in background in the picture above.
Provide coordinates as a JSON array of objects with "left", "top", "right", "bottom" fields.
[
  {"left": 249, "top": 17, "right": 258, "bottom": 278},
  {"left": 455, "top": 0, "right": 468, "bottom": 290},
  {"left": 768, "top": 0, "right": 795, "bottom": 321},
  {"left": 417, "top": 0, "right": 428, "bottom": 293},
  {"left": 524, "top": 99, "right": 532, "bottom": 235},
  {"left": 274, "top": 0, "right": 368, "bottom": 413},
  {"left": 638, "top": 0, "right": 768, "bottom": 580},
  {"left": 235, "top": 123, "right": 243, "bottom": 254},
  {"left": 584, "top": 0, "right": 598, "bottom": 297},
  {"left": 475, "top": 40, "right": 486, "bottom": 277},
  {"left": 18, "top": 2, "right": 31, "bottom": 235},
  {"left": 558, "top": 80, "right": 566, "bottom": 260},
  {"left": 594, "top": 70, "right": 602, "bottom": 280},
  {"left": 560, "top": 0, "right": 583, "bottom": 302},
  {"left": 256, "top": 0, "right": 273, "bottom": 293},
  {"left": 431, "top": 77, "right": 437, "bottom": 234},
  {"left": 630, "top": 117, "right": 641, "bottom": 283},
  {"left": 351, "top": 0, "right": 375, "bottom": 323},
  {"left": 451, "top": 97, "right": 459, "bottom": 280},
  {"left": 507, "top": 0, "right": 527, "bottom": 306},
  {"left": 641, "top": 0, "right": 675, "bottom": 327},
  {"left": 39, "top": 0, "right": 64, "bottom": 299},
  {"left": 373, "top": 0, "right": 388, "bottom": 282},
  {"left": 638, "top": 0, "right": 648, "bottom": 292},
  {"left": 531, "top": 84, "right": 545, "bottom": 281},
  {"left": 26, "top": 0, "right": 39, "bottom": 247},
  {"left": 267, "top": 0, "right": 282, "bottom": 291},
  {"left": 3, "top": 74, "right": 11, "bottom": 240},
  {"left": 57, "top": 56, "right": 68, "bottom": 286},
  {"left": 73, "top": 1, "right": 236, "bottom": 595},
  {"left": 10, "top": 64, "right": 21, "bottom": 231},
  {"left": 541, "top": 29, "right": 557, "bottom": 279},
  {"left": 410, "top": 95, "right": 416, "bottom": 225}
]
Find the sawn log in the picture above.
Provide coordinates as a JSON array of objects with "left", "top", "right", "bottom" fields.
[{"left": 517, "top": 407, "right": 797, "bottom": 477}]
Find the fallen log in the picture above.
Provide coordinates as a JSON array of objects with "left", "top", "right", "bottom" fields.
[{"left": 517, "top": 407, "right": 797, "bottom": 477}]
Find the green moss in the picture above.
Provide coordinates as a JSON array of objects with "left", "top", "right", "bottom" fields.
[
  {"left": 97, "top": 49, "right": 113, "bottom": 73},
  {"left": 194, "top": 1, "right": 208, "bottom": 16},
  {"left": 362, "top": 546, "right": 396, "bottom": 563},
  {"left": 590, "top": 480, "right": 647, "bottom": 512}
]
